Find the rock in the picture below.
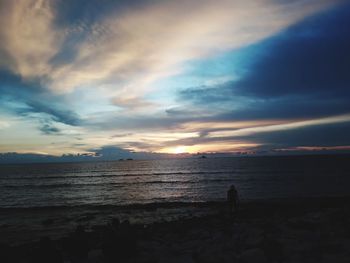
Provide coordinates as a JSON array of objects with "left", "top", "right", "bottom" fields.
[
  {"left": 261, "top": 236, "right": 284, "bottom": 262},
  {"left": 42, "top": 218, "right": 54, "bottom": 226},
  {"left": 245, "top": 236, "right": 263, "bottom": 249},
  {"left": 65, "top": 225, "right": 89, "bottom": 262},
  {"left": 242, "top": 229, "right": 264, "bottom": 249},
  {"left": 159, "top": 253, "right": 193, "bottom": 263},
  {"left": 0, "top": 243, "right": 16, "bottom": 263},
  {"left": 321, "top": 253, "right": 350, "bottom": 263},
  {"left": 239, "top": 248, "right": 266, "bottom": 263},
  {"left": 192, "top": 246, "right": 233, "bottom": 263},
  {"left": 87, "top": 249, "right": 103, "bottom": 263},
  {"left": 29, "top": 237, "right": 63, "bottom": 263},
  {"left": 76, "top": 214, "right": 95, "bottom": 222}
]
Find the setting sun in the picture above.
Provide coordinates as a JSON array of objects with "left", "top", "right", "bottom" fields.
[
  {"left": 1, "top": 1, "right": 350, "bottom": 260},
  {"left": 172, "top": 146, "right": 187, "bottom": 154}
]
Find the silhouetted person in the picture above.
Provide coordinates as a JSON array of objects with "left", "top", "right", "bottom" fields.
[{"left": 227, "top": 185, "right": 239, "bottom": 216}]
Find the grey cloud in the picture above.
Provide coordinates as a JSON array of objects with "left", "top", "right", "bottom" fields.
[
  {"left": 111, "top": 133, "right": 133, "bottom": 138},
  {"left": 25, "top": 101, "right": 81, "bottom": 126},
  {"left": 0, "top": 70, "right": 81, "bottom": 128},
  {"left": 179, "top": 3, "right": 350, "bottom": 121},
  {"left": 39, "top": 123, "right": 61, "bottom": 135}
]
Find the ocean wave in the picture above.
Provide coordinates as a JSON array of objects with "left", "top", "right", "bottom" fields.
[
  {"left": 0, "top": 170, "right": 237, "bottom": 180},
  {"left": 1, "top": 178, "right": 236, "bottom": 189},
  {"left": 0, "top": 200, "right": 227, "bottom": 210}
]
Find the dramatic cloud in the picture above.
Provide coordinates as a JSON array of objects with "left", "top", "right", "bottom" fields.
[
  {"left": 0, "top": 0, "right": 349, "bottom": 160},
  {"left": 180, "top": 1, "right": 350, "bottom": 120},
  {"left": 0, "top": 0, "right": 337, "bottom": 95},
  {"left": 0, "top": 70, "right": 81, "bottom": 131}
]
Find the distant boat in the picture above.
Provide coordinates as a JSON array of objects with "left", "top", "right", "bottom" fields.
[
  {"left": 126, "top": 158, "right": 133, "bottom": 161},
  {"left": 200, "top": 155, "right": 207, "bottom": 159},
  {"left": 119, "top": 159, "right": 124, "bottom": 161}
]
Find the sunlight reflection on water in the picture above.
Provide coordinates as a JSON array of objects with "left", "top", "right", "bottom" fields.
[{"left": 0, "top": 155, "right": 349, "bottom": 208}]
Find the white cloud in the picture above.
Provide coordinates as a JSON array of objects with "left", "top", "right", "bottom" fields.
[
  {"left": 208, "top": 114, "right": 350, "bottom": 138},
  {"left": 0, "top": 0, "right": 64, "bottom": 78},
  {"left": 0, "top": 120, "right": 10, "bottom": 129},
  {"left": 49, "top": 0, "right": 338, "bottom": 97},
  {"left": 0, "top": 0, "right": 340, "bottom": 106}
]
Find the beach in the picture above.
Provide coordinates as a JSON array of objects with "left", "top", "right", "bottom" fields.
[
  {"left": 1, "top": 156, "right": 350, "bottom": 262},
  {"left": 1, "top": 0, "right": 350, "bottom": 261},
  {"left": 1, "top": 195, "right": 350, "bottom": 263}
]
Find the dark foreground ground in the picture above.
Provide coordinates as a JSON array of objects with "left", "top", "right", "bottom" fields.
[{"left": 1, "top": 196, "right": 350, "bottom": 263}]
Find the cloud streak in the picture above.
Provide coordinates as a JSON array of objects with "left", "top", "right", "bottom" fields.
[{"left": 1, "top": 0, "right": 339, "bottom": 97}]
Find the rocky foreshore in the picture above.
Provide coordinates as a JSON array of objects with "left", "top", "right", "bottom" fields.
[{"left": 1, "top": 196, "right": 350, "bottom": 263}]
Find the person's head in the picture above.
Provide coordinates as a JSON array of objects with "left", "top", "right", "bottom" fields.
[{"left": 230, "top": 185, "right": 236, "bottom": 190}]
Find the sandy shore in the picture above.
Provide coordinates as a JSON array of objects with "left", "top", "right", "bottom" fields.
[{"left": 1, "top": 196, "right": 350, "bottom": 262}]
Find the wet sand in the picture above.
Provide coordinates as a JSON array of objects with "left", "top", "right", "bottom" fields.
[{"left": 1, "top": 196, "right": 350, "bottom": 262}]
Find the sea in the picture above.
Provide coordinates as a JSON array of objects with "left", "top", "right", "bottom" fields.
[
  {"left": 1, "top": 155, "right": 350, "bottom": 208},
  {"left": 1, "top": 155, "right": 350, "bottom": 243}
]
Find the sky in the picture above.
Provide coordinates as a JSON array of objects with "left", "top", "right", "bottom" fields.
[{"left": 0, "top": 0, "right": 350, "bottom": 162}]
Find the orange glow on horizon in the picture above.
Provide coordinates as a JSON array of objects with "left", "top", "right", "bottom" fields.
[
  {"left": 169, "top": 146, "right": 188, "bottom": 154},
  {"left": 159, "top": 142, "right": 261, "bottom": 154}
]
